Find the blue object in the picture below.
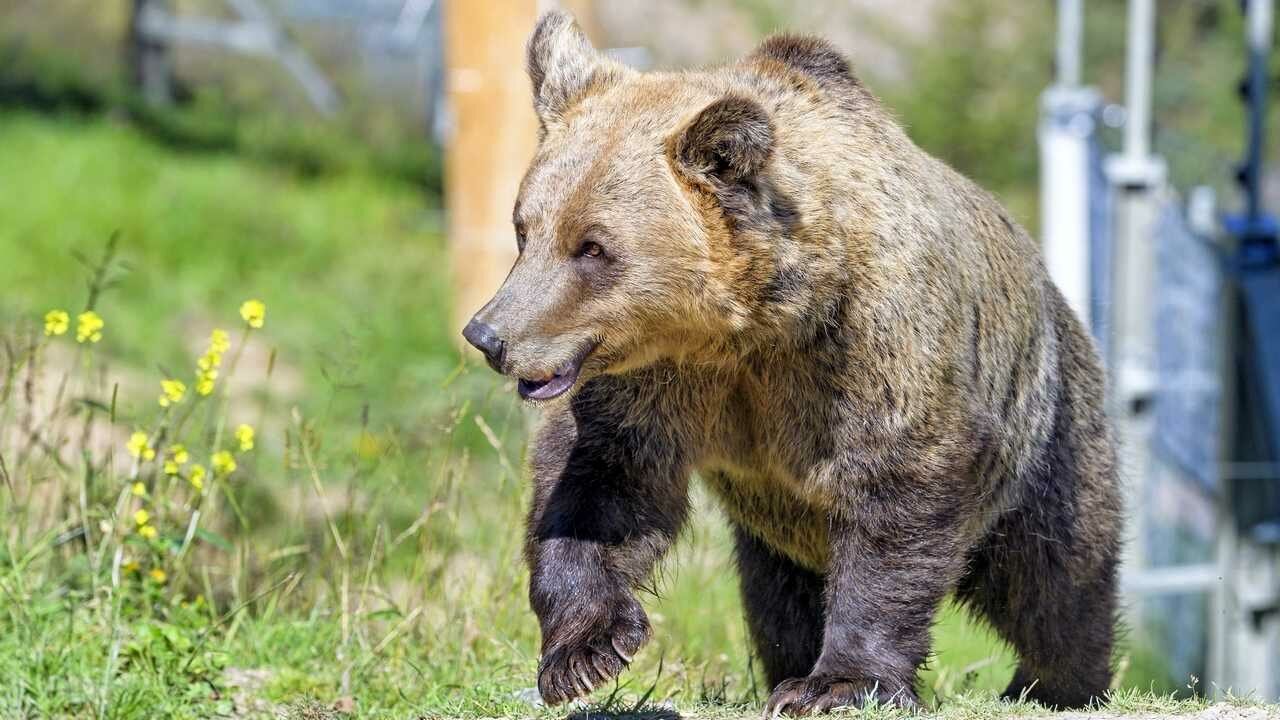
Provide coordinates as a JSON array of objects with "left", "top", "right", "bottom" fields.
[{"left": 1222, "top": 1, "right": 1280, "bottom": 540}]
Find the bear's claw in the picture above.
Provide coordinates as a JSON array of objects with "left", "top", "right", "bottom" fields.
[
  {"left": 536, "top": 595, "right": 650, "bottom": 706},
  {"left": 764, "top": 675, "right": 919, "bottom": 718}
]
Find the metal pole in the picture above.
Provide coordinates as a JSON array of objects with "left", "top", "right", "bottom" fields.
[
  {"left": 1056, "top": 0, "right": 1083, "bottom": 88},
  {"left": 1244, "top": 0, "right": 1273, "bottom": 223},
  {"left": 1041, "top": 0, "right": 1097, "bottom": 327},
  {"left": 1107, "top": 0, "right": 1167, "bottom": 643},
  {"left": 224, "top": 0, "right": 341, "bottom": 115},
  {"left": 1122, "top": 0, "right": 1155, "bottom": 163},
  {"left": 1107, "top": 0, "right": 1164, "bottom": 395},
  {"left": 127, "top": 0, "right": 174, "bottom": 106},
  {"left": 1209, "top": 259, "right": 1241, "bottom": 696}
]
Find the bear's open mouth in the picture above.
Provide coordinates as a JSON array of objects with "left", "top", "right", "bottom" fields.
[{"left": 518, "top": 341, "right": 599, "bottom": 401}]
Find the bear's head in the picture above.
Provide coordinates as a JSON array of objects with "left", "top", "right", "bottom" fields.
[{"left": 463, "top": 11, "right": 846, "bottom": 402}]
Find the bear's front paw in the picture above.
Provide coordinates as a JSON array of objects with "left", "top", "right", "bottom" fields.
[
  {"left": 536, "top": 591, "right": 650, "bottom": 706},
  {"left": 763, "top": 675, "right": 919, "bottom": 717}
]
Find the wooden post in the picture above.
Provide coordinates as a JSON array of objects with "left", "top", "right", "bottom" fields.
[
  {"left": 127, "top": 0, "right": 174, "bottom": 105},
  {"left": 559, "top": 0, "right": 601, "bottom": 40},
  {"left": 444, "top": 0, "right": 541, "bottom": 335}
]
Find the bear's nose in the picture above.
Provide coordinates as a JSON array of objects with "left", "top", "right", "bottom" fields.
[{"left": 462, "top": 319, "right": 505, "bottom": 372}]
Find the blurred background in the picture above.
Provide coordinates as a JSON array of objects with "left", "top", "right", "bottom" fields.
[{"left": 1, "top": 0, "right": 1278, "bottom": 717}]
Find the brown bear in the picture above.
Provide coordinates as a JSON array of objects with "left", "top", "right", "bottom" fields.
[{"left": 462, "top": 11, "right": 1122, "bottom": 716}]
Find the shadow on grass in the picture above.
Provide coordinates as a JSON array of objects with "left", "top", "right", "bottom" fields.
[{"left": 565, "top": 708, "right": 682, "bottom": 720}]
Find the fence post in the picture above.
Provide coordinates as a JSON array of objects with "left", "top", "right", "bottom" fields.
[
  {"left": 127, "top": 0, "right": 173, "bottom": 105},
  {"left": 444, "top": 0, "right": 540, "bottom": 336}
]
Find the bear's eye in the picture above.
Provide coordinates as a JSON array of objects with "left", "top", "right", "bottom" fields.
[
  {"left": 514, "top": 224, "right": 528, "bottom": 252},
  {"left": 577, "top": 240, "right": 604, "bottom": 259}
]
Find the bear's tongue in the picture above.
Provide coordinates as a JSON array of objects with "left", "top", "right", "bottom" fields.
[{"left": 518, "top": 363, "right": 581, "bottom": 401}]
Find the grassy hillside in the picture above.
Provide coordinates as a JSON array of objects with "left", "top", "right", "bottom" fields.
[
  {"left": 0, "top": 112, "right": 451, "bottom": 405},
  {"left": 0, "top": 112, "right": 1192, "bottom": 719}
]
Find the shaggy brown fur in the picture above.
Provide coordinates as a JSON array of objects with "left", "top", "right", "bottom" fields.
[{"left": 463, "top": 12, "right": 1123, "bottom": 716}]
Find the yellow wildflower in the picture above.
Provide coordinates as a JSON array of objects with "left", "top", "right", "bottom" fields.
[
  {"left": 149, "top": 568, "right": 167, "bottom": 584},
  {"left": 212, "top": 451, "right": 237, "bottom": 476},
  {"left": 193, "top": 330, "right": 228, "bottom": 396},
  {"left": 235, "top": 424, "right": 255, "bottom": 452},
  {"left": 164, "top": 445, "right": 188, "bottom": 473},
  {"left": 44, "top": 309, "right": 69, "bottom": 336},
  {"left": 126, "top": 432, "right": 156, "bottom": 461},
  {"left": 76, "top": 310, "right": 104, "bottom": 343},
  {"left": 189, "top": 464, "right": 206, "bottom": 491},
  {"left": 158, "top": 378, "right": 186, "bottom": 408},
  {"left": 239, "top": 299, "right": 266, "bottom": 329},
  {"left": 139, "top": 524, "right": 158, "bottom": 540},
  {"left": 195, "top": 373, "right": 216, "bottom": 396},
  {"left": 165, "top": 444, "right": 190, "bottom": 474},
  {"left": 123, "top": 560, "right": 140, "bottom": 574},
  {"left": 133, "top": 508, "right": 150, "bottom": 526},
  {"left": 354, "top": 431, "right": 383, "bottom": 459},
  {"left": 210, "top": 328, "right": 230, "bottom": 354},
  {"left": 195, "top": 359, "right": 218, "bottom": 396},
  {"left": 197, "top": 351, "right": 221, "bottom": 371},
  {"left": 131, "top": 482, "right": 147, "bottom": 497}
]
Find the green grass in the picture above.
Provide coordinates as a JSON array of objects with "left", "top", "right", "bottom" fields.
[
  {"left": 0, "top": 111, "right": 1232, "bottom": 719},
  {"left": 0, "top": 111, "right": 455, "bottom": 412}
]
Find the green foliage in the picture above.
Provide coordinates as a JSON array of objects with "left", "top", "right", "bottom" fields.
[
  {"left": 120, "top": 92, "right": 444, "bottom": 193},
  {"left": 0, "top": 37, "right": 121, "bottom": 115},
  {"left": 878, "top": 0, "right": 1278, "bottom": 228},
  {"left": 0, "top": 21, "right": 443, "bottom": 194},
  {"left": 875, "top": 0, "right": 1052, "bottom": 226},
  {"left": 0, "top": 112, "right": 453, "bottom": 421}
]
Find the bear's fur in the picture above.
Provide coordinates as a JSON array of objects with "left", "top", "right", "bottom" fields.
[{"left": 463, "top": 12, "right": 1123, "bottom": 715}]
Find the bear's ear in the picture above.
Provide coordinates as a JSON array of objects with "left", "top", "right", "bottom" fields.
[
  {"left": 747, "top": 34, "right": 860, "bottom": 89},
  {"left": 526, "top": 11, "right": 621, "bottom": 123},
  {"left": 671, "top": 95, "right": 774, "bottom": 188}
]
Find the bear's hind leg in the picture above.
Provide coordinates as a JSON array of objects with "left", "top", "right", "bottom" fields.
[
  {"left": 957, "top": 303, "right": 1123, "bottom": 709},
  {"left": 958, "top": 444, "right": 1121, "bottom": 707},
  {"left": 984, "top": 553, "right": 1118, "bottom": 710},
  {"left": 731, "top": 524, "right": 825, "bottom": 688}
]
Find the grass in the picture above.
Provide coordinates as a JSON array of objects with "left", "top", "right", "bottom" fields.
[
  {"left": 0, "top": 112, "right": 453, "bottom": 403},
  {"left": 0, "top": 111, "right": 1248, "bottom": 719},
  {"left": 550, "top": 690, "right": 1272, "bottom": 720}
]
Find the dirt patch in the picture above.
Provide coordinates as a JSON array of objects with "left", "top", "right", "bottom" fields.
[
  {"left": 1055, "top": 708, "right": 1280, "bottom": 720},
  {"left": 222, "top": 667, "right": 277, "bottom": 718}
]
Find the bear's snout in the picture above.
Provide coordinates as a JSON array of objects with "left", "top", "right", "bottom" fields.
[{"left": 462, "top": 318, "right": 505, "bottom": 372}]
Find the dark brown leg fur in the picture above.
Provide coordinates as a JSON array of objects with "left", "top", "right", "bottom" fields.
[
  {"left": 731, "top": 524, "right": 825, "bottom": 687},
  {"left": 764, "top": 484, "right": 976, "bottom": 716},
  {"left": 526, "top": 379, "right": 692, "bottom": 706},
  {"left": 959, "top": 502, "right": 1118, "bottom": 708},
  {"left": 957, "top": 333, "right": 1120, "bottom": 709}
]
